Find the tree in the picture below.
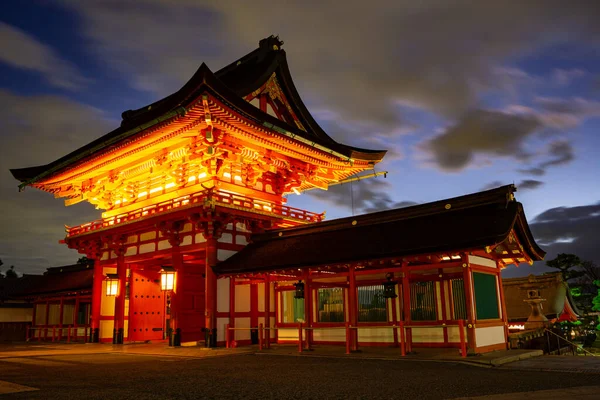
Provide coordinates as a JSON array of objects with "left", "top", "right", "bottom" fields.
[
  {"left": 546, "top": 253, "right": 585, "bottom": 282},
  {"left": 592, "top": 280, "right": 600, "bottom": 332},
  {"left": 77, "top": 256, "right": 90, "bottom": 265},
  {"left": 5, "top": 265, "right": 18, "bottom": 279},
  {"left": 0, "top": 258, "right": 4, "bottom": 278}
]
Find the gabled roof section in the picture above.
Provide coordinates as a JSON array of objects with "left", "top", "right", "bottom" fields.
[
  {"left": 11, "top": 35, "right": 385, "bottom": 188},
  {"left": 1, "top": 263, "right": 94, "bottom": 299},
  {"left": 215, "top": 184, "right": 546, "bottom": 275}
]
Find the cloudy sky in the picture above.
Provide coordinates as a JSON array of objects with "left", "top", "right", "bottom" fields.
[{"left": 0, "top": 1, "right": 599, "bottom": 276}]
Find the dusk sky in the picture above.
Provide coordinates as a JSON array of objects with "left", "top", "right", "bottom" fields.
[{"left": 0, "top": 1, "right": 599, "bottom": 277}]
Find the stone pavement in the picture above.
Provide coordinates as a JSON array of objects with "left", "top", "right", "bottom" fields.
[
  {"left": 454, "top": 385, "right": 600, "bottom": 399},
  {"left": 1, "top": 342, "right": 599, "bottom": 375},
  {"left": 258, "top": 344, "right": 544, "bottom": 367},
  {"left": 0, "top": 342, "right": 253, "bottom": 360},
  {"left": 501, "top": 354, "right": 600, "bottom": 374}
]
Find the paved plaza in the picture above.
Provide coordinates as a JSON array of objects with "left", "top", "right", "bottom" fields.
[{"left": 0, "top": 343, "right": 599, "bottom": 399}]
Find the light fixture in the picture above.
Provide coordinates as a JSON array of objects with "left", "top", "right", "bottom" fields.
[
  {"left": 294, "top": 280, "right": 305, "bottom": 299},
  {"left": 383, "top": 273, "right": 397, "bottom": 299},
  {"left": 105, "top": 274, "right": 119, "bottom": 296},
  {"left": 160, "top": 266, "right": 176, "bottom": 291}
]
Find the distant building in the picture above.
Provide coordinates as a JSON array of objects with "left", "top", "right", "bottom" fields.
[
  {"left": 1, "top": 263, "right": 93, "bottom": 342},
  {"left": 503, "top": 272, "right": 580, "bottom": 331}
]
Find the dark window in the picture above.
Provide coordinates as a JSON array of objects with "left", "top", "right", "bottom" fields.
[
  {"left": 317, "top": 288, "right": 344, "bottom": 322},
  {"left": 451, "top": 279, "right": 468, "bottom": 320},
  {"left": 410, "top": 281, "right": 437, "bottom": 321},
  {"left": 358, "top": 285, "right": 387, "bottom": 322},
  {"left": 281, "top": 290, "right": 305, "bottom": 323}
]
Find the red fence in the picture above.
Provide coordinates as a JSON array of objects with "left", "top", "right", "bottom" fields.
[
  {"left": 27, "top": 324, "right": 90, "bottom": 343},
  {"left": 66, "top": 189, "right": 324, "bottom": 237}
]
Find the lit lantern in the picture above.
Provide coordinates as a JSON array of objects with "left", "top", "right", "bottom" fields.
[
  {"left": 160, "top": 266, "right": 176, "bottom": 291},
  {"left": 106, "top": 274, "right": 119, "bottom": 296},
  {"left": 383, "top": 273, "right": 397, "bottom": 299},
  {"left": 294, "top": 280, "right": 304, "bottom": 299}
]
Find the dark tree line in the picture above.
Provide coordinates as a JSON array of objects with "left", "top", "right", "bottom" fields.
[
  {"left": 546, "top": 253, "right": 600, "bottom": 338},
  {"left": 0, "top": 259, "right": 18, "bottom": 279}
]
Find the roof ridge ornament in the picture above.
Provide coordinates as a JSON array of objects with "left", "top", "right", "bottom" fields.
[{"left": 259, "top": 35, "right": 284, "bottom": 51}]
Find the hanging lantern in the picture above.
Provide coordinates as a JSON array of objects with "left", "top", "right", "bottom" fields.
[
  {"left": 105, "top": 274, "right": 119, "bottom": 296},
  {"left": 294, "top": 280, "right": 305, "bottom": 299},
  {"left": 383, "top": 273, "right": 397, "bottom": 299},
  {"left": 160, "top": 266, "right": 176, "bottom": 291}
]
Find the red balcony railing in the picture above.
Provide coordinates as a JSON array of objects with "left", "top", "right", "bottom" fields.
[{"left": 65, "top": 189, "right": 324, "bottom": 237}]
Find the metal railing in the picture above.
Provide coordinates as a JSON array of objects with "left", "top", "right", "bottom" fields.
[
  {"left": 66, "top": 189, "right": 324, "bottom": 237},
  {"left": 544, "top": 329, "right": 596, "bottom": 357},
  {"left": 225, "top": 320, "right": 469, "bottom": 358}
]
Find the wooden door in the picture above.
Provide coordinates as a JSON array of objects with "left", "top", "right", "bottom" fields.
[{"left": 129, "top": 270, "right": 164, "bottom": 342}]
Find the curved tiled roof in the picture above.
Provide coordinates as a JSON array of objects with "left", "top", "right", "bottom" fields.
[
  {"left": 216, "top": 184, "right": 545, "bottom": 275},
  {"left": 11, "top": 36, "right": 385, "bottom": 187}
]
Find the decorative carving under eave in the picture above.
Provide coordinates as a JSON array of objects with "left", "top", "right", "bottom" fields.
[
  {"left": 104, "top": 234, "right": 128, "bottom": 256},
  {"left": 195, "top": 210, "right": 232, "bottom": 241},
  {"left": 156, "top": 220, "right": 185, "bottom": 247}
]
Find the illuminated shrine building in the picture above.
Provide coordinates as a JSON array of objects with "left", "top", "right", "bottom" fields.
[{"left": 11, "top": 36, "right": 545, "bottom": 353}]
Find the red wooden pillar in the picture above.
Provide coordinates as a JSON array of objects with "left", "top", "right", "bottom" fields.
[
  {"left": 73, "top": 293, "right": 80, "bottom": 341},
  {"left": 391, "top": 292, "right": 399, "bottom": 347},
  {"left": 401, "top": 269, "right": 412, "bottom": 353},
  {"left": 58, "top": 296, "right": 64, "bottom": 341},
  {"left": 44, "top": 301, "right": 50, "bottom": 340},
  {"left": 462, "top": 255, "right": 476, "bottom": 353},
  {"left": 303, "top": 270, "right": 313, "bottom": 347},
  {"left": 438, "top": 269, "right": 448, "bottom": 344},
  {"left": 348, "top": 266, "right": 358, "bottom": 351},
  {"left": 496, "top": 269, "right": 509, "bottom": 349},
  {"left": 229, "top": 277, "right": 235, "bottom": 346},
  {"left": 90, "top": 257, "right": 103, "bottom": 342},
  {"left": 171, "top": 243, "right": 183, "bottom": 346},
  {"left": 205, "top": 237, "right": 218, "bottom": 347},
  {"left": 30, "top": 302, "right": 37, "bottom": 340},
  {"left": 113, "top": 252, "right": 127, "bottom": 344},
  {"left": 264, "top": 273, "right": 271, "bottom": 348},
  {"left": 273, "top": 282, "right": 279, "bottom": 342}
]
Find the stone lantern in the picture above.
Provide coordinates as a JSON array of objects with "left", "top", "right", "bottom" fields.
[{"left": 520, "top": 275, "right": 549, "bottom": 330}]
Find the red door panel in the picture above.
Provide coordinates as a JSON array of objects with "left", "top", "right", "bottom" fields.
[{"left": 130, "top": 270, "right": 164, "bottom": 342}]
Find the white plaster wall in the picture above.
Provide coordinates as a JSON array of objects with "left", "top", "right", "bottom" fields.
[
  {"left": 0, "top": 307, "right": 32, "bottom": 322},
  {"left": 358, "top": 327, "right": 394, "bottom": 343},
  {"left": 411, "top": 327, "right": 445, "bottom": 343},
  {"left": 278, "top": 328, "right": 299, "bottom": 341},
  {"left": 219, "top": 233, "right": 233, "bottom": 244},
  {"left": 447, "top": 326, "right": 465, "bottom": 343},
  {"left": 475, "top": 326, "right": 505, "bottom": 347},
  {"left": 181, "top": 235, "right": 192, "bottom": 246},
  {"left": 258, "top": 283, "right": 264, "bottom": 312},
  {"left": 234, "top": 317, "right": 251, "bottom": 341},
  {"left": 100, "top": 320, "right": 114, "bottom": 340},
  {"left": 313, "top": 328, "right": 346, "bottom": 342},
  {"left": 235, "top": 285, "right": 251, "bottom": 312},
  {"left": 217, "top": 249, "right": 237, "bottom": 261},
  {"left": 217, "top": 317, "right": 229, "bottom": 342},
  {"left": 217, "top": 278, "right": 230, "bottom": 313},
  {"left": 468, "top": 255, "right": 497, "bottom": 268},
  {"left": 140, "top": 231, "right": 156, "bottom": 241},
  {"left": 157, "top": 240, "right": 171, "bottom": 250},
  {"left": 195, "top": 233, "right": 207, "bottom": 244},
  {"left": 139, "top": 243, "right": 156, "bottom": 254}
]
